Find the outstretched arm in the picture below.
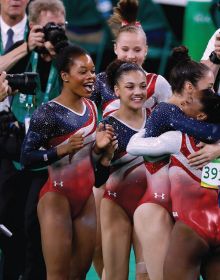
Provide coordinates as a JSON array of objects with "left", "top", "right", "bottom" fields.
[{"left": 127, "top": 129, "right": 182, "bottom": 157}]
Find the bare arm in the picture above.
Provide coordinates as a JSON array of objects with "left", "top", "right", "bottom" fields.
[
  {"left": 0, "top": 42, "right": 29, "bottom": 72},
  {"left": 201, "top": 59, "right": 220, "bottom": 80},
  {"left": 188, "top": 142, "right": 220, "bottom": 169},
  {"left": 0, "top": 24, "right": 45, "bottom": 72}
]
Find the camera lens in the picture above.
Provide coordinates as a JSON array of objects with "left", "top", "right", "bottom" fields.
[{"left": 6, "top": 72, "right": 39, "bottom": 95}]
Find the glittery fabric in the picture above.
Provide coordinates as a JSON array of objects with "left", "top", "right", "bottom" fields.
[
  {"left": 102, "top": 113, "right": 148, "bottom": 220},
  {"left": 135, "top": 101, "right": 220, "bottom": 211},
  {"left": 145, "top": 102, "right": 220, "bottom": 142},
  {"left": 170, "top": 133, "right": 220, "bottom": 246},
  {"left": 21, "top": 99, "right": 97, "bottom": 217}
]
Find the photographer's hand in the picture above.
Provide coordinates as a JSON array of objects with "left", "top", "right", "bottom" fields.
[
  {"left": 40, "top": 41, "right": 56, "bottom": 62},
  {"left": 28, "top": 25, "right": 45, "bottom": 52},
  {"left": 0, "top": 71, "right": 11, "bottom": 102}
]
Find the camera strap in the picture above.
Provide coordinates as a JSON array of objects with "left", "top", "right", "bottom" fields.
[{"left": 24, "top": 52, "right": 58, "bottom": 133}]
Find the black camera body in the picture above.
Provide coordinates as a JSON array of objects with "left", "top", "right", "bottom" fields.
[
  {"left": 6, "top": 72, "right": 39, "bottom": 95},
  {"left": 0, "top": 110, "right": 25, "bottom": 161},
  {"left": 35, "top": 22, "right": 68, "bottom": 54},
  {"left": 0, "top": 110, "right": 23, "bottom": 137}
]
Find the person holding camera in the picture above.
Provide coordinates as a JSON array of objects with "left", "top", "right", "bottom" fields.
[
  {"left": 0, "top": 1, "right": 67, "bottom": 279},
  {"left": 0, "top": 1, "right": 30, "bottom": 279}
]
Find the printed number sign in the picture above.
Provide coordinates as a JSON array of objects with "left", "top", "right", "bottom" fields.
[{"left": 201, "top": 158, "right": 220, "bottom": 190}]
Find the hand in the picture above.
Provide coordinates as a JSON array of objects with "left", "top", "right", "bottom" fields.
[
  {"left": 57, "top": 132, "right": 84, "bottom": 157},
  {"left": 0, "top": 71, "right": 11, "bottom": 102},
  {"left": 100, "top": 137, "right": 118, "bottom": 166},
  {"left": 188, "top": 142, "right": 220, "bottom": 169},
  {"left": 28, "top": 25, "right": 45, "bottom": 52},
  {"left": 214, "top": 33, "right": 220, "bottom": 59},
  {"left": 94, "top": 123, "right": 115, "bottom": 154}
]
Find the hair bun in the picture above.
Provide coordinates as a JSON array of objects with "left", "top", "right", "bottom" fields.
[
  {"left": 115, "top": 0, "right": 139, "bottom": 24},
  {"left": 171, "top": 46, "right": 191, "bottom": 64}
]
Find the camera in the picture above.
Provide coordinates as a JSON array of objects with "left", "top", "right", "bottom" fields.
[
  {"left": 35, "top": 22, "right": 68, "bottom": 54},
  {"left": 0, "top": 110, "right": 23, "bottom": 137},
  {"left": 6, "top": 72, "right": 39, "bottom": 95},
  {"left": 0, "top": 110, "right": 25, "bottom": 161}
]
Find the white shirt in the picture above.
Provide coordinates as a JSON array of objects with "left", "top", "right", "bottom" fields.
[
  {"left": 0, "top": 14, "right": 27, "bottom": 111},
  {"left": 0, "top": 14, "right": 27, "bottom": 49}
]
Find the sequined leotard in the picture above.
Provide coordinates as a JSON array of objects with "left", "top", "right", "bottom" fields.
[
  {"left": 127, "top": 102, "right": 220, "bottom": 213},
  {"left": 21, "top": 99, "right": 97, "bottom": 218},
  {"left": 169, "top": 132, "right": 220, "bottom": 246},
  {"left": 128, "top": 130, "right": 220, "bottom": 246},
  {"left": 101, "top": 111, "right": 149, "bottom": 220}
]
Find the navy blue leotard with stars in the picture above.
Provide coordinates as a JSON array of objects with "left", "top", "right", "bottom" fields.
[
  {"left": 137, "top": 101, "right": 220, "bottom": 212},
  {"left": 101, "top": 111, "right": 149, "bottom": 220},
  {"left": 145, "top": 102, "right": 220, "bottom": 142},
  {"left": 21, "top": 99, "right": 97, "bottom": 217}
]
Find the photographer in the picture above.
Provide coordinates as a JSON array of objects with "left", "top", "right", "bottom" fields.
[{"left": 0, "top": 1, "right": 67, "bottom": 279}]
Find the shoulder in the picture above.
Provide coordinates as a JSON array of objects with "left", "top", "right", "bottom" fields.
[
  {"left": 151, "top": 102, "right": 181, "bottom": 116},
  {"left": 96, "top": 72, "right": 107, "bottom": 83},
  {"left": 32, "top": 102, "right": 56, "bottom": 121}
]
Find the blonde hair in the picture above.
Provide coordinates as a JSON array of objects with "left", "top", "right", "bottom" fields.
[
  {"left": 28, "top": 0, "right": 65, "bottom": 24},
  {"left": 108, "top": 0, "right": 146, "bottom": 44}
]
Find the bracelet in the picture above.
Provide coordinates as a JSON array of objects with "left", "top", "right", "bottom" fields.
[{"left": 209, "top": 51, "right": 220, "bottom": 64}]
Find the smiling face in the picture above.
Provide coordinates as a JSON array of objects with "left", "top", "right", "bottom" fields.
[
  {"left": 61, "top": 54, "right": 96, "bottom": 98},
  {"left": 114, "top": 31, "right": 147, "bottom": 66},
  {"left": 114, "top": 70, "right": 147, "bottom": 110}
]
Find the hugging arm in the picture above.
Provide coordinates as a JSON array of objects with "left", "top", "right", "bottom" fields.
[{"left": 127, "top": 130, "right": 181, "bottom": 157}]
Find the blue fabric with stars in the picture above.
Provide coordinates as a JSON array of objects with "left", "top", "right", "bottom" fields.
[
  {"left": 145, "top": 102, "right": 220, "bottom": 143},
  {"left": 101, "top": 115, "right": 147, "bottom": 158},
  {"left": 91, "top": 72, "right": 115, "bottom": 109},
  {"left": 21, "top": 100, "right": 95, "bottom": 169}
]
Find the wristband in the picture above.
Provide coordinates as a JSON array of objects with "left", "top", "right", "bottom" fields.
[{"left": 209, "top": 51, "right": 220, "bottom": 64}]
